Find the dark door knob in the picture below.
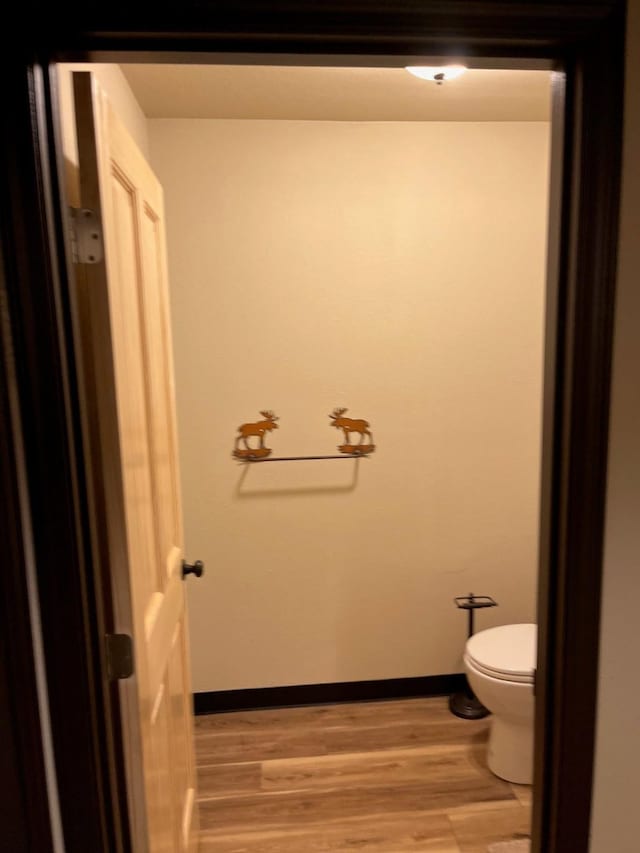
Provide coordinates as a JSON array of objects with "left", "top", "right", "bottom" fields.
[{"left": 182, "top": 559, "right": 204, "bottom": 580}]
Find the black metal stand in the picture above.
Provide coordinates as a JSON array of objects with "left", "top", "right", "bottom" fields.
[{"left": 449, "top": 594, "right": 497, "bottom": 720}]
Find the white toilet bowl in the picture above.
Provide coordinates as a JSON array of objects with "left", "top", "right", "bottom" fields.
[{"left": 463, "top": 623, "right": 536, "bottom": 785}]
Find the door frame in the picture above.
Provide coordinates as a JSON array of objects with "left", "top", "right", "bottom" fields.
[{"left": 2, "top": 2, "right": 625, "bottom": 852}]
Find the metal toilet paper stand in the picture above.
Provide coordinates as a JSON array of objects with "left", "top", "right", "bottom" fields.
[{"left": 450, "top": 593, "right": 498, "bottom": 720}]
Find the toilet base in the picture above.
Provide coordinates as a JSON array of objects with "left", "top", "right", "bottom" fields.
[{"left": 487, "top": 716, "right": 533, "bottom": 785}]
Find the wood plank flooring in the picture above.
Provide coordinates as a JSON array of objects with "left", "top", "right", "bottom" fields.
[{"left": 195, "top": 697, "right": 531, "bottom": 852}]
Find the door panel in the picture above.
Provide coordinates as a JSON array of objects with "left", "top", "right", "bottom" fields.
[{"left": 72, "top": 71, "right": 199, "bottom": 853}]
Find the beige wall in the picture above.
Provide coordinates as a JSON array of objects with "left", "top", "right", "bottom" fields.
[
  {"left": 150, "top": 118, "right": 549, "bottom": 693},
  {"left": 57, "top": 63, "right": 150, "bottom": 203},
  {"left": 590, "top": 3, "right": 640, "bottom": 850}
]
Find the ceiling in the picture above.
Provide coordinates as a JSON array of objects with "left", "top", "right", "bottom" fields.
[{"left": 121, "top": 65, "right": 551, "bottom": 122}]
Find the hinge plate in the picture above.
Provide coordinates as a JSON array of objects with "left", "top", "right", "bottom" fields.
[
  {"left": 105, "top": 634, "right": 134, "bottom": 680},
  {"left": 69, "top": 207, "right": 103, "bottom": 265}
]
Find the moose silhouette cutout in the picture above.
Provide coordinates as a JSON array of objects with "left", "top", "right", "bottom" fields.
[
  {"left": 233, "top": 411, "right": 279, "bottom": 459},
  {"left": 329, "top": 408, "right": 375, "bottom": 455}
]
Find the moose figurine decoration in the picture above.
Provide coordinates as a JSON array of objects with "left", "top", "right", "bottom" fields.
[
  {"left": 231, "top": 408, "right": 375, "bottom": 461},
  {"left": 233, "top": 411, "right": 280, "bottom": 459},
  {"left": 329, "top": 408, "right": 375, "bottom": 455}
]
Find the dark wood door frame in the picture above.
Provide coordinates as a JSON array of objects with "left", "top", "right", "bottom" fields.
[
  {"left": 0, "top": 218, "right": 57, "bottom": 851},
  {"left": 2, "top": 3, "right": 625, "bottom": 851}
]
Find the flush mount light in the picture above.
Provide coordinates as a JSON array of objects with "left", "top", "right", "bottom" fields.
[{"left": 405, "top": 65, "right": 467, "bottom": 84}]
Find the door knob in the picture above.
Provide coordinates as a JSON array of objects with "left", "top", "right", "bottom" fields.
[{"left": 182, "top": 559, "right": 204, "bottom": 579}]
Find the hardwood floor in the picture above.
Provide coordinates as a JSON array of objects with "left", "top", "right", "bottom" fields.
[{"left": 195, "top": 697, "right": 531, "bottom": 852}]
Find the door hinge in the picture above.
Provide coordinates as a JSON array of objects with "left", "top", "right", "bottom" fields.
[
  {"left": 69, "top": 207, "right": 103, "bottom": 265},
  {"left": 105, "top": 634, "right": 134, "bottom": 681}
]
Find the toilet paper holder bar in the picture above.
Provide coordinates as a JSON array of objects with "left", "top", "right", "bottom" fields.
[
  {"left": 454, "top": 594, "right": 498, "bottom": 638},
  {"left": 454, "top": 594, "right": 497, "bottom": 611}
]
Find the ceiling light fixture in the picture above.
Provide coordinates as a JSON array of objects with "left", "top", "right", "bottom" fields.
[{"left": 405, "top": 65, "right": 467, "bottom": 85}]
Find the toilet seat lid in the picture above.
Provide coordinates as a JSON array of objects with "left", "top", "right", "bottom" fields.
[{"left": 466, "top": 623, "right": 536, "bottom": 681}]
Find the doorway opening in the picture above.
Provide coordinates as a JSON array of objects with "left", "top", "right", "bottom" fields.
[
  {"left": 2, "top": 6, "right": 624, "bottom": 851},
  {"left": 57, "top": 59, "right": 552, "bottom": 852}
]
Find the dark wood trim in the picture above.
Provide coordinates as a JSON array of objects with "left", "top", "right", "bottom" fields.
[
  {"left": 38, "top": 1, "right": 619, "bottom": 60},
  {"left": 3, "top": 2, "right": 625, "bottom": 851},
  {"left": 532, "top": 9, "right": 625, "bottom": 852},
  {"left": 194, "top": 674, "right": 466, "bottom": 715},
  {"left": 1, "top": 58, "right": 128, "bottom": 853},
  {"left": 0, "top": 217, "right": 55, "bottom": 852}
]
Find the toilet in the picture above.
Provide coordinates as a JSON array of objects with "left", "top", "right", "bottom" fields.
[{"left": 463, "top": 623, "right": 536, "bottom": 785}]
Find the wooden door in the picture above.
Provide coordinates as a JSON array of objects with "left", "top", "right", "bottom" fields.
[{"left": 71, "top": 72, "right": 199, "bottom": 853}]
